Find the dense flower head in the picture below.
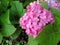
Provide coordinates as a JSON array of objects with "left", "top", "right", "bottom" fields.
[
  {"left": 45, "top": 0, "right": 60, "bottom": 10},
  {"left": 20, "top": 1, "right": 54, "bottom": 38}
]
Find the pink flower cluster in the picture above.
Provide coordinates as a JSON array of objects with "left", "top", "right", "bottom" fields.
[
  {"left": 45, "top": 0, "right": 60, "bottom": 10},
  {"left": 20, "top": 1, "right": 54, "bottom": 38}
]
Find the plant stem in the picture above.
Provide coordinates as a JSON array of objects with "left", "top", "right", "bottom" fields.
[{"left": 37, "top": 0, "right": 40, "bottom": 3}]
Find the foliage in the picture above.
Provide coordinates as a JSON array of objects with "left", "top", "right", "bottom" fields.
[{"left": 0, "top": 0, "right": 60, "bottom": 45}]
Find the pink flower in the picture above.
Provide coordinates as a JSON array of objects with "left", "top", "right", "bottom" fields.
[
  {"left": 20, "top": 1, "right": 54, "bottom": 38},
  {"left": 45, "top": 0, "right": 60, "bottom": 10}
]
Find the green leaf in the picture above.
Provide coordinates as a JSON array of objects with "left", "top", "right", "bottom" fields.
[
  {"left": 11, "top": 29, "right": 21, "bottom": 39},
  {"left": 10, "top": 1, "right": 25, "bottom": 24},
  {"left": 0, "top": 10, "right": 16, "bottom": 37},
  {"left": 8, "top": 40, "right": 12, "bottom": 45},
  {"left": 51, "top": 8, "right": 60, "bottom": 33},
  {"left": 28, "top": 36, "right": 38, "bottom": 45},
  {"left": 0, "top": 33, "right": 3, "bottom": 44},
  {"left": 51, "top": 8, "right": 60, "bottom": 18},
  {"left": 21, "top": 9, "right": 26, "bottom": 16},
  {"left": 28, "top": 8, "right": 60, "bottom": 45},
  {"left": 0, "top": 10, "right": 10, "bottom": 24},
  {"left": 0, "top": 0, "right": 9, "bottom": 15},
  {"left": 35, "top": 25, "right": 58, "bottom": 45},
  {"left": 41, "top": 2, "right": 48, "bottom": 9},
  {"left": 1, "top": 24, "right": 16, "bottom": 37},
  {"left": 10, "top": 1, "right": 23, "bottom": 17}
]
